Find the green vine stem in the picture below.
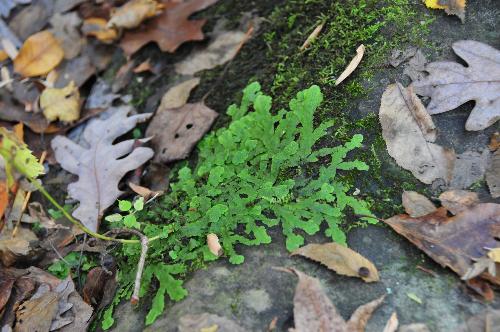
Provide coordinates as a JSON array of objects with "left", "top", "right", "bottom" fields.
[{"left": 28, "top": 177, "right": 161, "bottom": 244}]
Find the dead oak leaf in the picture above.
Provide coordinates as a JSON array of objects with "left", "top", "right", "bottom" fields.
[
  {"left": 412, "top": 40, "right": 500, "bottom": 131},
  {"left": 291, "top": 243, "right": 379, "bottom": 282},
  {"left": 51, "top": 106, "right": 154, "bottom": 232},
  {"left": 107, "top": 0, "right": 164, "bottom": 30},
  {"left": 146, "top": 102, "right": 218, "bottom": 164},
  {"left": 384, "top": 203, "right": 500, "bottom": 283},
  {"left": 424, "top": 0, "right": 465, "bottom": 22},
  {"left": 14, "top": 30, "right": 64, "bottom": 77},
  {"left": 283, "top": 268, "right": 385, "bottom": 332},
  {"left": 120, "top": 0, "right": 219, "bottom": 56}
]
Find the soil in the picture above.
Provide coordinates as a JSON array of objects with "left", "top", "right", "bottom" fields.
[{"left": 104, "top": 0, "right": 500, "bottom": 331}]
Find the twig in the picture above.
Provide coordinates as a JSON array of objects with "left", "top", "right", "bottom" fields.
[
  {"left": 416, "top": 265, "right": 437, "bottom": 277},
  {"left": 354, "top": 213, "right": 385, "bottom": 223},
  {"left": 49, "top": 240, "right": 70, "bottom": 265}
]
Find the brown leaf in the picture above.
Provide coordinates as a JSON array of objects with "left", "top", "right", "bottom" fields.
[
  {"left": 456, "top": 308, "right": 500, "bottom": 332},
  {"left": 120, "top": 0, "right": 219, "bottom": 56},
  {"left": 81, "top": 17, "right": 118, "bottom": 44},
  {"left": 128, "top": 182, "right": 164, "bottom": 201},
  {"left": 133, "top": 59, "right": 153, "bottom": 73},
  {"left": 108, "top": 0, "right": 164, "bottom": 30},
  {"left": 284, "top": 268, "right": 384, "bottom": 332},
  {"left": 300, "top": 23, "right": 324, "bottom": 51},
  {"left": 401, "top": 191, "right": 437, "bottom": 217},
  {"left": 0, "top": 270, "right": 16, "bottom": 312},
  {"left": 291, "top": 243, "right": 379, "bottom": 282},
  {"left": 465, "top": 278, "right": 494, "bottom": 302},
  {"left": 146, "top": 102, "right": 218, "bottom": 164},
  {"left": 51, "top": 106, "right": 154, "bottom": 232},
  {"left": 158, "top": 78, "right": 200, "bottom": 110},
  {"left": 486, "top": 150, "right": 500, "bottom": 198},
  {"left": 83, "top": 267, "right": 116, "bottom": 306},
  {"left": 438, "top": 190, "right": 479, "bottom": 215},
  {"left": 489, "top": 132, "right": 499, "bottom": 152},
  {"left": 379, "top": 83, "right": 455, "bottom": 184},
  {"left": 14, "top": 30, "right": 64, "bottom": 77},
  {"left": 384, "top": 203, "right": 500, "bottom": 284},
  {"left": 335, "top": 44, "right": 365, "bottom": 86},
  {"left": 174, "top": 30, "right": 250, "bottom": 75},
  {"left": 15, "top": 287, "right": 60, "bottom": 332},
  {"left": 412, "top": 40, "right": 499, "bottom": 131},
  {"left": 382, "top": 312, "right": 398, "bottom": 332},
  {"left": 0, "top": 227, "right": 38, "bottom": 267},
  {"left": 0, "top": 180, "right": 8, "bottom": 221}
]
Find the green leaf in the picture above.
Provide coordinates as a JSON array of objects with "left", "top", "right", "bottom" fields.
[
  {"left": 119, "top": 200, "right": 132, "bottom": 212},
  {"left": 134, "top": 197, "right": 144, "bottom": 211},
  {"left": 101, "top": 305, "right": 115, "bottom": 330},
  {"left": 105, "top": 213, "right": 123, "bottom": 222},
  {"left": 123, "top": 214, "right": 140, "bottom": 229}
]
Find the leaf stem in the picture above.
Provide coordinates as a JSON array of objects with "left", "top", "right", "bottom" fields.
[{"left": 28, "top": 177, "right": 161, "bottom": 244}]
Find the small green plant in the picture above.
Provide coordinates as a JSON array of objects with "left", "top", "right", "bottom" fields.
[
  {"left": 48, "top": 252, "right": 97, "bottom": 280},
  {"left": 111, "top": 82, "right": 375, "bottom": 326},
  {"left": 105, "top": 197, "right": 145, "bottom": 230}
]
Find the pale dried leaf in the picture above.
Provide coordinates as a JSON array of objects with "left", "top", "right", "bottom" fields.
[
  {"left": 1, "top": 38, "right": 17, "bottom": 59},
  {"left": 51, "top": 106, "right": 154, "bottom": 232},
  {"left": 175, "top": 30, "right": 247, "bottom": 75},
  {"left": 0, "top": 227, "right": 37, "bottom": 267},
  {"left": 345, "top": 295, "right": 385, "bottom": 332},
  {"left": 146, "top": 102, "right": 218, "bottom": 163},
  {"left": 461, "top": 256, "right": 496, "bottom": 280},
  {"left": 49, "top": 12, "right": 83, "bottom": 60},
  {"left": 382, "top": 312, "right": 398, "bottom": 332},
  {"left": 438, "top": 190, "right": 479, "bottom": 215},
  {"left": 379, "top": 83, "right": 455, "bottom": 184},
  {"left": 412, "top": 40, "right": 500, "bottom": 131},
  {"left": 402, "top": 191, "right": 437, "bottom": 217},
  {"left": 488, "top": 248, "right": 500, "bottom": 263},
  {"left": 450, "top": 149, "right": 490, "bottom": 189},
  {"left": 292, "top": 243, "right": 379, "bottom": 282},
  {"left": 133, "top": 59, "right": 153, "bottom": 73},
  {"left": 178, "top": 313, "right": 245, "bottom": 332},
  {"left": 40, "top": 80, "right": 80, "bottom": 122},
  {"left": 207, "top": 233, "right": 222, "bottom": 256},
  {"left": 335, "top": 44, "right": 364, "bottom": 86},
  {"left": 159, "top": 78, "right": 200, "bottom": 110},
  {"left": 82, "top": 18, "right": 118, "bottom": 44},
  {"left": 108, "top": 0, "right": 164, "bottom": 30},
  {"left": 300, "top": 23, "right": 324, "bottom": 51},
  {"left": 486, "top": 150, "right": 500, "bottom": 198},
  {"left": 399, "top": 324, "right": 431, "bottom": 332},
  {"left": 128, "top": 182, "right": 163, "bottom": 201}
]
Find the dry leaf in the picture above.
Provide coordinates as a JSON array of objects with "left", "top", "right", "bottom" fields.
[
  {"left": 489, "top": 132, "right": 499, "bottom": 152},
  {"left": 382, "top": 312, "right": 398, "bottom": 332},
  {"left": 175, "top": 30, "right": 249, "bottom": 75},
  {"left": 0, "top": 180, "right": 8, "bottom": 221},
  {"left": 399, "top": 324, "right": 431, "bottom": 332},
  {"left": 379, "top": 83, "right": 455, "bottom": 184},
  {"left": 456, "top": 309, "right": 500, "bottom": 332},
  {"left": 108, "top": 0, "right": 164, "bottom": 29},
  {"left": 486, "top": 150, "right": 499, "bottom": 198},
  {"left": 15, "top": 287, "right": 60, "bottom": 332},
  {"left": 1, "top": 38, "right": 18, "bottom": 59},
  {"left": 402, "top": 191, "right": 437, "bottom": 217},
  {"left": 384, "top": 203, "right": 500, "bottom": 285},
  {"left": 178, "top": 313, "right": 245, "bottom": 332},
  {"left": 335, "top": 44, "right": 365, "bottom": 86},
  {"left": 291, "top": 243, "right": 379, "bottom": 282},
  {"left": 450, "top": 149, "right": 490, "bottom": 189},
  {"left": 51, "top": 106, "right": 154, "bottom": 232},
  {"left": 14, "top": 30, "right": 64, "bottom": 77},
  {"left": 461, "top": 256, "right": 497, "bottom": 280},
  {"left": 120, "top": 0, "right": 219, "bottom": 56},
  {"left": 300, "top": 23, "right": 324, "bottom": 51},
  {"left": 81, "top": 18, "right": 118, "bottom": 43},
  {"left": 0, "top": 227, "right": 38, "bottom": 267},
  {"left": 159, "top": 78, "right": 200, "bottom": 109},
  {"left": 146, "top": 102, "right": 218, "bottom": 164},
  {"left": 412, "top": 40, "right": 499, "bottom": 131},
  {"left": 488, "top": 248, "right": 500, "bottom": 263},
  {"left": 133, "top": 59, "right": 153, "bottom": 73},
  {"left": 49, "top": 12, "right": 84, "bottom": 60},
  {"left": 8, "top": 0, "right": 53, "bottom": 41},
  {"left": 129, "top": 182, "right": 164, "bottom": 201},
  {"left": 424, "top": 0, "right": 465, "bottom": 22},
  {"left": 207, "top": 233, "right": 222, "bottom": 256},
  {"left": 284, "top": 268, "right": 384, "bottom": 332},
  {"left": 40, "top": 80, "right": 80, "bottom": 123},
  {"left": 438, "top": 190, "right": 479, "bottom": 215}
]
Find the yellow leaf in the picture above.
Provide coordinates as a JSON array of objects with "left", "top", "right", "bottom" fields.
[
  {"left": 424, "top": 0, "right": 466, "bottom": 21},
  {"left": 40, "top": 81, "right": 80, "bottom": 122},
  {"left": 82, "top": 18, "right": 119, "bottom": 44},
  {"left": 487, "top": 248, "right": 500, "bottom": 263},
  {"left": 108, "top": 0, "right": 164, "bottom": 29},
  {"left": 14, "top": 31, "right": 64, "bottom": 77},
  {"left": 0, "top": 50, "right": 8, "bottom": 62}
]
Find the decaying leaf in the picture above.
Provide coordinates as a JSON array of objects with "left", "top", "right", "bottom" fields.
[
  {"left": 438, "top": 190, "right": 479, "bottom": 215},
  {"left": 402, "top": 191, "right": 437, "bottom": 217},
  {"left": 49, "top": 12, "right": 84, "bottom": 60},
  {"left": 379, "top": 83, "right": 455, "bottom": 184},
  {"left": 456, "top": 309, "right": 500, "bottom": 332},
  {"left": 335, "top": 44, "right": 365, "bottom": 86},
  {"left": 283, "top": 268, "right": 384, "bottom": 332},
  {"left": 412, "top": 40, "right": 500, "bottom": 131},
  {"left": 0, "top": 180, "right": 8, "bottom": 221},
  {"left": 174, "top": 29, "right": 250, "bottom": 75},
  {"left": 178, "top": 313, "right": 245, "bottom": 332},
  {"left": 14, "top": 30, "right": 64, "bottom": 77},
  {"left": 146, "top": 102, "right": 218, "bottom": 164},
  {"left": 461, "top": 256, "right": 497, "bottom": 281},
  {"left": 128, "top": 182, "right": 164, "bottom": 201},
  {"left": 108, "top": 0, "right": 164, "bottom": 29},
  {"left": 158, "top": 78, "right": 200, "bottom": 109},
  {"left": 0, "top": 227, "right": 38, "bottom": 267},
  {"left": 207, "top": 233, "right": 222, "bottom": 256},
  {"left": 486, "top": 150, "right": 499, "bottom": 198},
  {"left": 120, "top": 0, "right": 219, "bottom": 56},
  {"left": 15, "top": 286, "right": 60, "bottom": 332},
  {"left": 81, "top": 18, "right": 118, "bottom": 43},
  {"left": 384, "top": 203, "right": 500, "bottom": 285},
  {"left": 51, "top": 106, "right": 154, "bottom": 232},
  {"left": 291, "top": 243, "right": 379, "bottom": 282},
  {"left": 40, "top": 80, "right": 80, "bottom": 123},
  {"left": 450, "top": 149, "right": 490, "bottom": 189},
  {"left": 133, "top": 59, "right": 153, "bottom": 73},
  {"left": 424, "top": 0, "right": 465, "bottom": 22},
  {"left": 300, "top": 23, "right": 324, "bottom": 51},
  {"left": 489, "top": 132, "right": 500, "bottom": 152},
  {"left": 382, "top": 312, "right": 399, "bottom": 332}
]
